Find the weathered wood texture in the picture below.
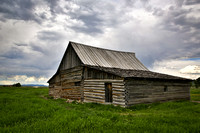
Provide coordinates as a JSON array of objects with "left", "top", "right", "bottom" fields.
[
  {"left": 71, "top": 42, "right": 148, "bottom": 70},
  {"left": 83, "top": 79, "right": 126, "bottom": 107},
  {"left": 84, "top": 67, "right": 122, "bottom": 80},
  {"left": 49, "top": 86, "right": 62, "bottom": 98},
  {"left": 49, "top": 67, "right": 84, "bottom": 100},
  {"left": 49, "top": 74, "right": 61, "bottom": 98},
  {"left": 125, "top": 79, "right": 190, "bottom": 107},
  {"left": 49, "top": 74, "right": 61, "bottom": 84},
  {"left": 60, "top": 44, "right": 82, "bottom": 70}
]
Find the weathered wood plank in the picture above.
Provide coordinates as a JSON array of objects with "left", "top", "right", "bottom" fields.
[
  {"left": 125, "top": 78, "right": 190, "bottom": 106},
  {"left": 113, "top": 95, "right": 125, "bottom": 99},
  {"left": 84, "top": 99, "right": 104, "bottom": 103},
  {"left": 112, "top": 101, "right": 126, "bottom": 106},
  {"left": 112, "top": 91, "right": 125, "bottom": 95},
  {"left": 112, "top": 83, "right": 124, "bottom": 86},
  {"left": 84, "top": 87, "right": 105, "bottom": 90},
  {"left": 125, "top": 81, "right": 189, "bottom": 86},
  {"left": 112, "top": 88, "right": 125, "bottom": 92},
  {"left": 84, "top": 84, "right": 105, "bottom": 87},
  {"left": 62, "top": 86, "right": 81, "bottom": 90},
  {"left": 84, "top": 89, "right": 105, "bottom": 93},
  {"left": 61, "top": 76, "right": 82, "bottom": 81},
  {"left": 83, "top": 81, "right": 105, "bottom": 85},
  {"left": 112, "top": 85, "right": 125, "bottom": 89},
  {"left": 84, "top": 79, "right": 124, "bottom": 82},
  {"left": 61, "top": 79, "right": 82, "bottom": 83},
  {"left": 84, "top": 92, "right": 105, "bottom": 96},
  {"left": 84, "top": 95, "right": 105, "bottom": 100},
  {"left": 61, "top": 66, "right": 83, "bottom": 74}
]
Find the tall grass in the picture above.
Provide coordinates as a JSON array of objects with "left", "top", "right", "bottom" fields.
[
  {"left": 191, "top": 87, "right": 200, "bottom": 101},
  {"left": 0, "top": 86, "right": 200, "bottom": 132}
]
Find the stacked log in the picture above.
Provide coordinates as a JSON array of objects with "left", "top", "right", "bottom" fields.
[
  {"left": 60, "top": 67, "right": 83, "bottom": 100},
  {"left": 83, "top": 79, "right": 126, "bottom": 107},
  {"left": 124, "top": 79, "right": 190, "bottom": 106}
]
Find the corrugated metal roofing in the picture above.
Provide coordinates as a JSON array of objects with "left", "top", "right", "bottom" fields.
[{"left": 70, "top": 41, "right": 148, "bottom": 71}]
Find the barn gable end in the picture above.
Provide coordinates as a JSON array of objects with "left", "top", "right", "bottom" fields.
[
  {"left": 48, "top": 43, "right": 84, "bottom": 100},
  {"left": 48, "top": 41, "right": 192, "bottom": 107}
]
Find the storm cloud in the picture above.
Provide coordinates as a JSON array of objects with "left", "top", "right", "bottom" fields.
[{"left": 0, "top": 0, "right": 199, "bottom": 85}]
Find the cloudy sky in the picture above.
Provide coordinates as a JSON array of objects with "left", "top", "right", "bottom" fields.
[{"left": 0, "top": 0, "right": 200, "bottom": 85}]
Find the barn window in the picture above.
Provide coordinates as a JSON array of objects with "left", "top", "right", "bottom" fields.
[
  {"left": 105, "top": 83, "right": 112, "bottom": 102},
  {"left": 164, "top": 86, "right": 168, "bottom": 92},
  {"left": 75, "top": 81, "right": 81, "bottom": 86}
]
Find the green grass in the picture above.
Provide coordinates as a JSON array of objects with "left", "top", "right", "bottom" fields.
[
  {"left": 191, "top": 87, "right": 200, "bottom": 101},
  {"left": 0, "top": 87, "right": 200, "bottom": 133}
]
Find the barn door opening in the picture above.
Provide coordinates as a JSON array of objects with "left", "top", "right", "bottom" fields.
[{"left": 105, "top": 83, "right": 112, "bottom": 102}]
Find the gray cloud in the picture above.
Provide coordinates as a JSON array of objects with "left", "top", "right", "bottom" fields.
[
  {"left": 0, "top": 0, "right": 40, "bottom": 22},
  {"left": 0, "top": 0, "right": 60, "bottom": 24},
  {"left": 15, "top": 43, "right": 28, "bottom": 47},
  {"left": 147, "top": 3, "right": 200, "bottom": 63},
  {"left": 1, "top": 47, "right": 25, "bottom": 59},
  {"left": 184, "top": 0, "right": 200, "bottom": 5},
  {"left": 37, "top": 31, "right": 65, "bottom": 42},
  {"left": 0, "top": 0, "right": 199, "bottom": 84},
  {"left": 71, "top": 14, "right": 103, "bottom": 34},
  {"left": 153, "top": 8, "right": 165, "bottom": 16}
]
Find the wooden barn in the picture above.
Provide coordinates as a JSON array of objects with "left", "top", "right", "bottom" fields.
[{"left": 48, "top": 41, "right": 191, "bottom": 107}]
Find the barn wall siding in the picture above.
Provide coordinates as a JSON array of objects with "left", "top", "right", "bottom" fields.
[
  {"left": 49, "top": 85, "right": 62, "bottom": 98},
  {"left": 60, "top": 45, "right": 82, "bottom": 70},
  {"left": 49, "top": 66, "right": 84, "bottom": 100},
  {"left": 60, "top": 66, "right": 83, "bottom": 100},
  {"left": 49, "top": 74, "right": 61, "bottom": 98},
  {"left": 84, "top": 67, "right": 122, "bottom": 80},
  {"left": 83, "top": 79, "right": 126, "bottom": 107},
  {"left": 125, "top": 79, "right": 190, "bottom": 106}
]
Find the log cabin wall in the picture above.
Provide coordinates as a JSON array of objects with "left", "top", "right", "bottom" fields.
[
  {"left": 83, "top": 79, "right": 126, "bottom": 107},
  {"left": 60, "top": 66, "right": 84, "bottom": 101},
  {"left": 125, "top": 78, "right": 190, "bottom": 107},
  {"left": 83, "top": 67, "right": 122, "bottom": 80},
  {"left": 49, "top": 74, "right": 61, "bottom": 98},
  {"left": 83, "top": 68, "right": 126, "bottom": 107},
  {"left": 49, "top": 43, "right": 83, "bottom": 100}
]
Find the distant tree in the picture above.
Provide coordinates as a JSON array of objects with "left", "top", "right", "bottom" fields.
[
  {"left": 13, "top": 83, "right": 21, "bottom": 87},
  {"left": 194, "top": 77, "right": 200, "bottom": 88}
]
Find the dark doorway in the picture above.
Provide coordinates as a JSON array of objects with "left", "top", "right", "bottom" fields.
[{"left": 105, "top": 83, "right": 112, "bottom": 102}]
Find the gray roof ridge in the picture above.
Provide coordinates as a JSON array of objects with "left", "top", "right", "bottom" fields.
[
  {"left": 85, "top": 65, "right": 149, "bottom": 71},
  {"left": 70, "top": 41, "right": 135, "bottom": 55}
]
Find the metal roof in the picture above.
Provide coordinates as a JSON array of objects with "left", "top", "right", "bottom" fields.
[
  {"left": 88, "top": 66, "right": 192, "bottom": 81},
  {"left": 70, "top": 41, "right": 148, "bottom": 71}
]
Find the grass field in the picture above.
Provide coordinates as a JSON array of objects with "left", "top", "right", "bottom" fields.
[
  {"left": 191, "top": 87, "right": 200, "bottom": 101},
  {"left": 0, "top": 86, "right": 200, "bottom": 133}
]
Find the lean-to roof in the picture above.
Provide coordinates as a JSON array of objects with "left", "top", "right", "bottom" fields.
[{"left": 87, "top": 66, "right": 192, "bottom": 81}]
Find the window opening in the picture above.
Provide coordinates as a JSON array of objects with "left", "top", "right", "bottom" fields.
[
  {"left": 75, "top": 81, "right": 81, "bottom": 86},
  {"left": 164, "top": 86, "right": 168, "bottom": 92}
]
